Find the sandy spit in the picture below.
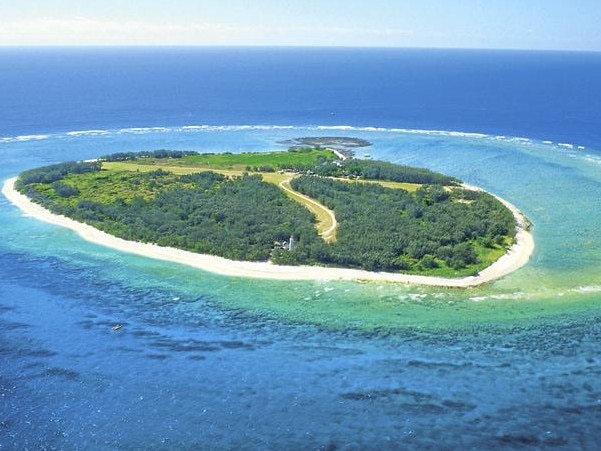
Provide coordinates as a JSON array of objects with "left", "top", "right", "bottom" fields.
[{"left": 2, "top": 177, "right": 533, "bottom": 288}]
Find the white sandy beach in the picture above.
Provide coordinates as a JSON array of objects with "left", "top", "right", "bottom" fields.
[{"left": 2, "top": 177, "right": 534, "bottom": 287}]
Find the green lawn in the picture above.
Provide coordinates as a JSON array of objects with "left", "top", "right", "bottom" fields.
[
  {"left": 333, "top": 177, "right": 422, "bottom": 193},
  {"left": 127, "top": 148, "right": 336, "bottom": 170}
]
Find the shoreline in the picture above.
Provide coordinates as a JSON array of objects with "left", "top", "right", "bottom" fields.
[{"left": 2, "top": 177, "right": 534, "bottom": 287}]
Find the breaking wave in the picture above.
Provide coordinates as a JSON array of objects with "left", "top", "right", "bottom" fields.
[
  {"left": 0, "top": 134, "right": 50, "bottom": 143},
  {"left": 0, "top": 125, "right": 593, "bottom": 156}
]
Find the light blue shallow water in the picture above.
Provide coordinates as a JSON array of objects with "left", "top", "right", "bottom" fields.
[{"left": 2, "top": 126, "right": 601, "bottom": 449}]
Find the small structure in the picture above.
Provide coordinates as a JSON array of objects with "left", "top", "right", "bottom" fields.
[{"left": 272, "top": 235, "right": 296, "bottom": 252}]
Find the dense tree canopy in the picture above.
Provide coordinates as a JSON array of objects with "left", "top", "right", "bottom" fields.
[
  {"left": 19, "top": 168, "right": 320, "bottom": 262},
  {"left": 17, "top": 160, "right": 101, "bottom": 186},
  {"left": 16, "top": 151, "right": 517, "bottom": 276},
  {"left": 288, "top": 176, "right": 515, "bottom": 272},
  {"left": 277, "top": 157, "right": 458, "bottom": 185}
]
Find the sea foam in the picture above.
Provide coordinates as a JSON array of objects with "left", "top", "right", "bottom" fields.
[
  {"left": 0, "top": 134, "right": 51, "bottom": 143},
  {"left": 1, "top": 125, "right": 597, "bottom": 161},
  {"left": 66, "top": 130, "right": 110, "bottom": 137}
]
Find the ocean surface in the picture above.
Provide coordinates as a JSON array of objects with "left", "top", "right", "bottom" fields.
[{"left": 2, "top": 47, "right": 601, "bottom": 449}]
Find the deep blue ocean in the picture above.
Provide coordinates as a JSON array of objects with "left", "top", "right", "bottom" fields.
[
  {"left": 2, "top": 47, "right": 601, "bottom": 450},
  {"left": 2, "top": 47, "right": 601, "bottom": 148}
]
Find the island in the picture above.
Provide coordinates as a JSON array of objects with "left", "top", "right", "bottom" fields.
[
  {"left": 2, "top": 141, "right": 534, "bottom": 287},
  {"left": 277, "top": 136, "right": 372, "bottom": 158}
]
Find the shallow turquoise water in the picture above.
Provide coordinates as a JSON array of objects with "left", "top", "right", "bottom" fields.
[
  {"left": 5, "top": 126, "right": 601, "bottom": 306},
  {"left": 2, "top": 126, "right": 601, "bottom": 448}
]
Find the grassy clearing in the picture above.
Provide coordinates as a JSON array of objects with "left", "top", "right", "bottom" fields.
[
  {"left": 103, "top": 161, "right": 246, "bottom": 178},
  {"left": 103, "top": 161, "right": 295, "bottom": 189},
  {"left": 103, "top": 161, "right": 421, "bottom": 193},
  {"left": 372, "top": 180, "right": 421, "bottom": 192},
  {"left": 333, "top": 177, "right": 421, "bottom": 193},
  {"left": 125, "top": 148, "right": 335, "bottom": 171}
]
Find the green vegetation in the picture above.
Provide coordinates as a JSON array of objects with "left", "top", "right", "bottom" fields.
[
  {"left": 17, "top": 160, "right": 102, "bottom": 186},
  {"left": 16, "top": 145, "right": 517, "bottom": 277},
  {"left": 289, "top": 176, "right": 515, "bottom": 276},
  {"left": 309, "top": 158, "right": 458, "bottom": 185},
  {"left": 100, "top": 149, "right": 199, "bottom": 161},
  {"left": 20, "top": 166, "right": 320, "bottom": 261},
  {"left": 278, "top": 178, "right": 337, "bottom": 243},
  {"left": 122, "top": 147, "right": 336, "bottom": 173}
]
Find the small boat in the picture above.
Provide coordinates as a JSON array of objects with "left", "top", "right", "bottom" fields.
[{"left": 112, "top": 324, "right": 123, "bottom": 331}]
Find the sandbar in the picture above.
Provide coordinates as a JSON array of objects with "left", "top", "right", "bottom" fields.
[{"left": 2, "top": 177, "right": 534, "bottom": 287}]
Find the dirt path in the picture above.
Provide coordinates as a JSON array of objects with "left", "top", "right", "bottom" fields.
[{"left": 278, "top": 178, "right": 337, "bottom": 243}]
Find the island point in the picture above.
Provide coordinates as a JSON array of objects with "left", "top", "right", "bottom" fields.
[{"left": 3, "top": 137, "right": 533, "bottom": 287}]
